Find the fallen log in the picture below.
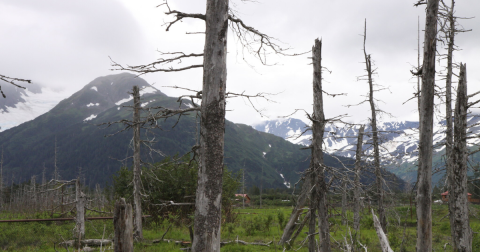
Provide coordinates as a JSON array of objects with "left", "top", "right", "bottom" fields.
[
  {"left": 0, "top": 215, "right": 150, "bottom": 223},
  {"left": 59, "top": 239, "right": 112, "bottom": 247}
]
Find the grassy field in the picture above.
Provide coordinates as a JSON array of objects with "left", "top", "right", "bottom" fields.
[{"left": 1, "top": 204, "right": 480, "bottom": 251}]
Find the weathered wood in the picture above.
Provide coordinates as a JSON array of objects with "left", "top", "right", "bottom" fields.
[
  {"left": 363, "top": 20, "right": 386, "bottom": 233},
  {"left": 192, "top": 0, "right": 229, "bottom": 251},
  {"left": 312, "top": 38, "right": 331, "bottom": 252},
  {"left": 279, "top": 175, "right": 311, "bottom": 245},
  {"left": 353, "top": 125, "right": 365, "bottom": 234},
  {"left": 371, "top": 209, "right": 393, "bottom": 252},
  {"left": 132, "top": 85, "right": 143, "bottom": 240},
  {"left": 0, "top": 216, "right": 150, "bottom": 223},
  {"left": 288, "top": 211, "right": 311, "bottom": 247},
  {"left": 75, "top": 179, "right": 85, "bottom": 242},
  {"left": 60, "top": 239, "right": 112, "bottom": 247},
  {"left": 449, "top": 63, "right": 472, "bottom": 252},
  {"left": 341, "top": 179, "right": 347, "bottom": 226},
  {"left": 417, "top": 0, "right": 439, "bottom": 251},
  {"left": 114, "top": 198, "right": 133, "bottom": 252}
]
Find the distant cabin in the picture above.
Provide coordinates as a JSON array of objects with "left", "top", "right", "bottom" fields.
[
  {"left": 235, "top": 194, "right": 251, "bottom": 205},
  {"left": 441, "top": 191, "right": 480, "bottom": 203}
]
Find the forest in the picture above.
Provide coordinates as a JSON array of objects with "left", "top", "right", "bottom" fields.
[{"left": 1, "top": 0, "right": 480, "bottom": 251}]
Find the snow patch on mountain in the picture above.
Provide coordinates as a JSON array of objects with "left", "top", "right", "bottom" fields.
[
  {"left": 115, "top": 96, "right": 133, "bottom": 105},
  {"left": 86, "top": 103, "right": 99, "bottom": 107},
  {"left": 84, "top": 114, "right": 97, "bottom": 121},
  {"left": 91, "top": 86, "right": 98, "bottom": 92},
  {"left": 0, "top": 87, "right": 71, "bottom": 132}
]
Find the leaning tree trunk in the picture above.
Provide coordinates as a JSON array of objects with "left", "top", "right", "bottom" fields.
[
  {"left": 363, "top": 21, "right": 386, "bottom": 233},
  {"left": 192, "top": 0, "right": 229, "bottom": 251},
  {"left": 132, "top": 85, "right": 143, "bottom": 240},
  {"left": 417, "top": 1, "right": 439, "bottom": 251},
  {"left": 353, "top": 125, "right": 365, "bottom": 233},
  {"left": 279, "top": 173, "right": 312, "bottom": 246},
  {"left": 449, "top": 63, "right": 472, "bottom": 252},
  {"left": 312, "top": 38, "right": 331, "bottom": 252}
]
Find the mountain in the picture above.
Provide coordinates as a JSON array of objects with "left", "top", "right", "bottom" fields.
[
  {"left": 0, "top": 73, "right": 366, "bottom": 189},
  {"left": 0, "top": 82, "right": 70, "bottom": 132},
  {"left": 254, "top": 117, "right": 480, "bottom": 184}
]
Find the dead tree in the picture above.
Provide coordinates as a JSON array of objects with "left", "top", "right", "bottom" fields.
[
  {"left": 449, "top": 63, "right": 472, "bottom": 251},
  {"left": 0, "top": 147, "right": 3, "bottom": 210},
  {"left": 279, "top": 172, "right": 311, "bottom": 246},
  {"left": 75, "top": 178, "right": 86, "bottom": 246},
  {"left": 371, "top": 209, "right": 393, "bottom": 252},
  {"left": 353, "top": 126, "right": 365, "bottom": 234},
  {"left": 132, "top": 86, "right": 143, "bottom": 240},
  {"left": 416, "top": 0, "right": 440, "bottom": 250},
  {"left": 362, "top": 20, "right": 386, "bottom": 233},
  {"left": 110, "top": 1, "right": 301, "bottom": 250},
  {"left": 311, "top": 39, "right": 331, "bottom": 252},
  {"left": 114, "top": 198, "right": 134, "bottom": 252}
]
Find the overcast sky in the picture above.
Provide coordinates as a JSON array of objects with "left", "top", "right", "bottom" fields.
[{"left": 1, "top": 0, "right": 479, "bottom": 126}]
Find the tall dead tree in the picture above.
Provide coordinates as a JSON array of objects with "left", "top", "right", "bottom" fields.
[
  {"left": 416, "top": 0, "right": 440, "bottom": 250},
  {"left": 191, "top": 1, "right": 229, "bottom": 251},
  {"left": 132, "top": 86, "right": 143, "bottom": 240},
  {"left": 311, "top": 39, "right": 331, "bottom": 252},
  {"left": 363, "top": 20, "right": 386, "bottom": 233},
  {"left": 353, "top": 125, "right": 365, "bottom": 233},
  {"left": 75, "top": 178, "right": 86, "bottom": 245},
  {"left": 0, "top": 147, "right": 3, "bottom": 210},
  {"left": 449, "top": 63, "right": 472, "bottom": 251},
  {"left": 110, "top": 1, "right": 299, "bottom": 250}
]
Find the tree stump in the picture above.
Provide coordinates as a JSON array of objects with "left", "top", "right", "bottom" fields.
[{"left": 114, "top": 198, "right": 133, "bottom": 252}]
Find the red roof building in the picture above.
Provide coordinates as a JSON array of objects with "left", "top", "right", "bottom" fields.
[{"left": 441, "top": 191, "right": 473, "bottom": 202}]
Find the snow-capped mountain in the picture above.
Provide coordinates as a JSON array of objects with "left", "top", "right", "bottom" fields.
[
  {"left": 0, "top": 82, "right": 70, "bottom": 132},
  {"left": 254, "top": 117, "right": 480, "bottom": 182},
  {"left": 0, "top": 73, "right": 163, "bottom": 132}
]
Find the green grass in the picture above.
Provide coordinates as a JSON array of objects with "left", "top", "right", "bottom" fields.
[{"left": 1, "top": 204, "right": 480, "bottom": 251}]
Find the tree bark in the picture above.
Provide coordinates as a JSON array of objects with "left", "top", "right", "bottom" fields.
[
  {"left": 308, "top": 150, "right": 317, "bottom": 252},
  {"left": 449, "top": 63, "right": 472, "bottom": 252},
  {"left": 192, "top": 0, "right": 229, "bottom": 251},
  {"left": 312, "top": 38, "right": 331, "bottom": 252},
  {"left": 114, "top": 198, "right": 134, "bottom": 252},
  {"left": 371, "top": 209, "right": 393, "bottom": 252},
  {"left": 341, "top": 179, "right": 347, "bottom": 226},
  {"left": 417, "top": 1, "right": 439, "bottom": 251},
  {"left": 75, "top": 179, "right": 85, "bottom": 245},
  {"left": 353, "top": 125, "right": 365, "bottom": 233},
  {"left": 363, "top": 21, "right": 386, "bottom": 233},
  {"left": 279, "top": 174, "right": 312, "bottom": 245},
  {"left": 132, "top": 85, "right": 143, "bottom": 240}
]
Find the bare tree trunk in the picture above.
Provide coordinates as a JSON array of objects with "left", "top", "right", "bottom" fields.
[
  {"left": 290, "top": 211, "right": 311, "bottom": 247},
  {"left": 371, "top": 209, "right": 393, "bottom": 252},
  {"left": 353, "top": 125, "right": 365, "bottom": 233},
  {"left": 114, "top": 198, "right": 134, "bottom": 252},
  {"left": 445, "top": 1, "right": 455, "bottom": 236},
  {"left": 312, "top": 39, "right": 331, "bottom": 252},
  {"left": 308, "top": 150, "right": 317, "bottom": 252},
  {"left": 279, "top": 175, "right": 312, "bottom": 245},
  {"left": 417, "top": 1, "right": 439, "bottom": 250},
  {"left": 449, "top": 63, "right": 472, "bottom": 252},
  {"left": 342, "top": 180, "right": 347, "bottom": 226},
  {"left": 75, "top": 179, "right": 85, "bottom": 245},
  {"left": 132, "top": 85, "right": 143, "bottom": 240},
  {"left": 192, "top": 0, "right": 229, "bottom": 251},
  {"left": 363, "top": 21, "right": 386, "bottom": 233},
  {"left": 0, "top": 147, "right": 3, "bottom": 210}
]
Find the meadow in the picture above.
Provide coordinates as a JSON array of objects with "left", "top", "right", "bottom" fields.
[{"left": 1, "top": 203, "right": 480, "bottom": 251}]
